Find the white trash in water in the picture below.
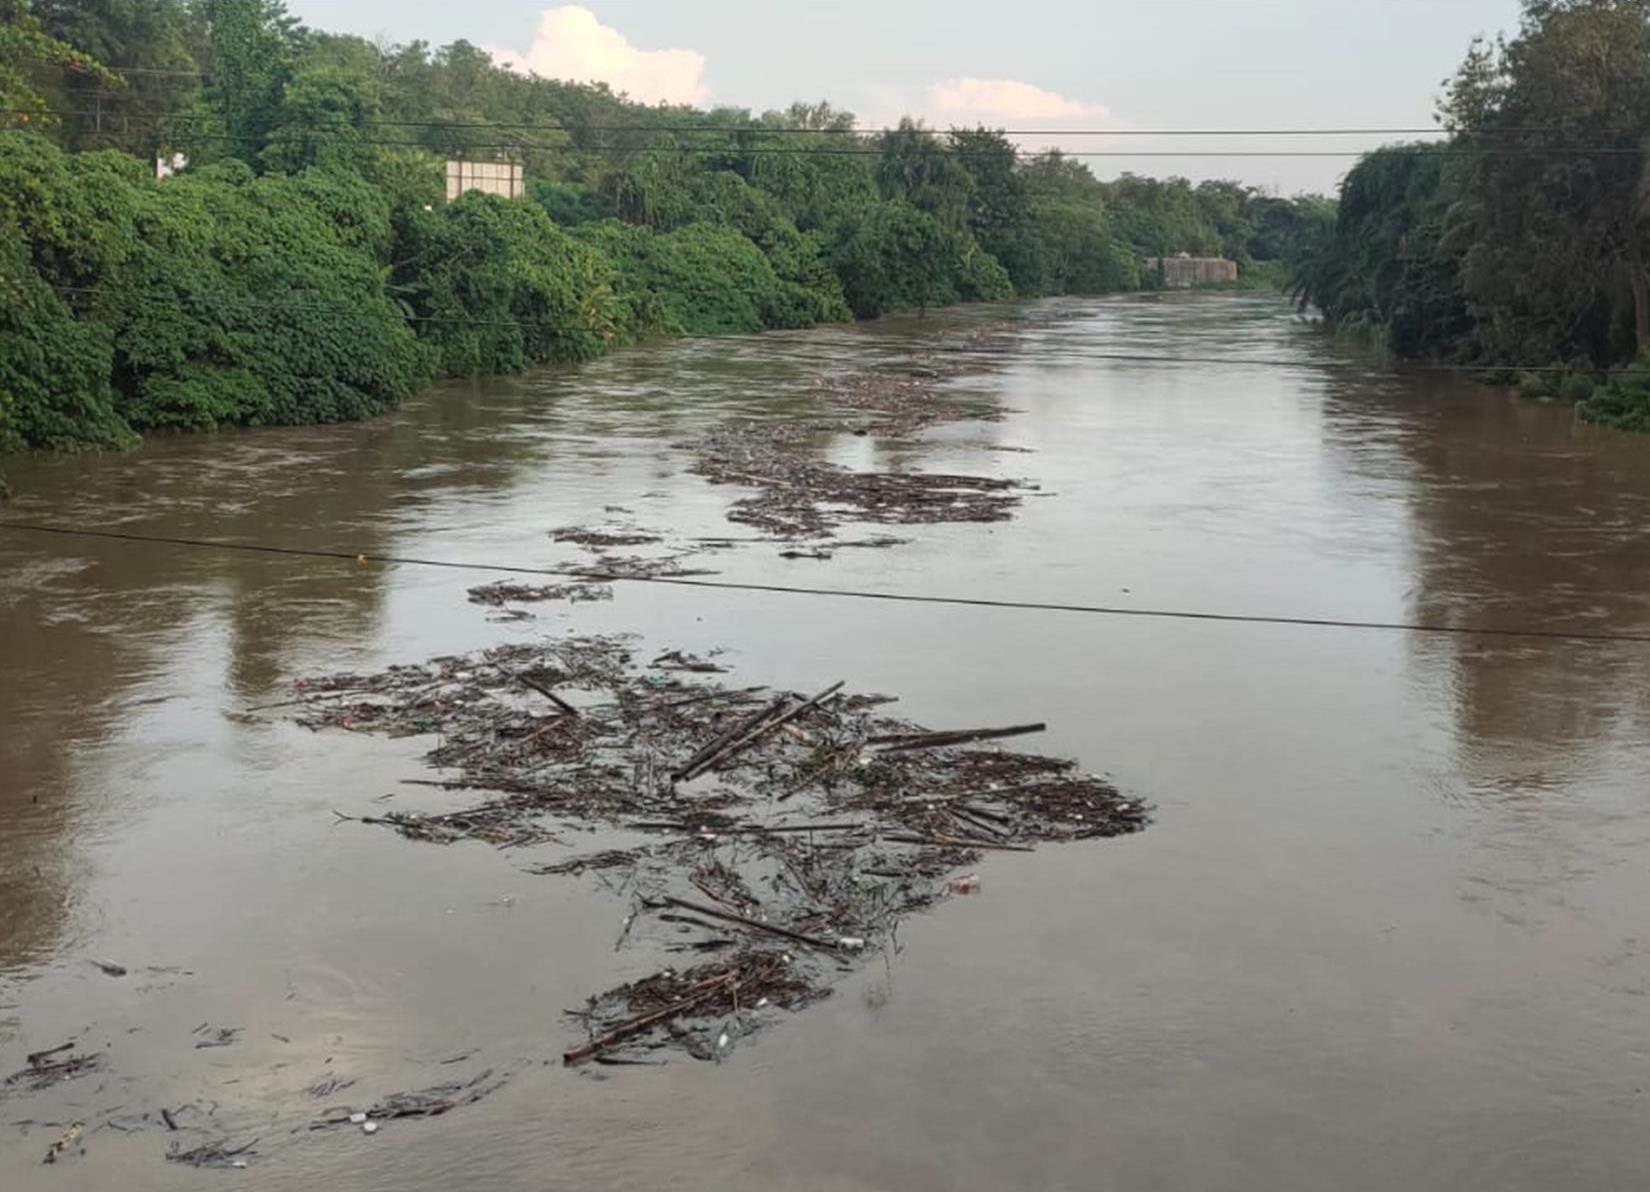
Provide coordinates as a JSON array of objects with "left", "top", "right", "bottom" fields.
[
  {"left": 837, "top": 936, "right": 866, "bottom": 951},
  {"left": 348, "top": 1112, "right": 367, "bottom": 1124},
  {"left": 361, "top": 1121, "right": 379, "bottom": 1135}
]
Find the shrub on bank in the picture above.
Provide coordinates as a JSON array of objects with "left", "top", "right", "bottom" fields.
[
  {"left": 0, "top": 219, "right": 127, "bottom": 453},
  {"left": 1580, "top": 360, "right": 1650, "bottom": 432},
  {"left": 827, "top": 200, "right": 1012, "bottom": 320},
  {"left": 394, "top": 192, "right": 620, "bottom": 375},
  {"left": 104, "top": 163, "right": 436, "bottom": 429},
  {"left": 575, "top": 219, "right": 818, "bottom": 337},
  {"left": 0, "top": 134, "right": 436, "bottom": 442}
]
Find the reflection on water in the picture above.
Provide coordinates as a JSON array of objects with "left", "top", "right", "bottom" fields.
[
  {"left": 1404, "top": 395, "right": 1650, "bottom": 775},
  {"left": 1318, "top": 375, "right": 1650, "bottom": 791},
  {"left": 4, "top": 294, "right": 1650, "bottom": 1190},
  {"left": 0, "top": 436, "right": 404, "bottom": 969}
]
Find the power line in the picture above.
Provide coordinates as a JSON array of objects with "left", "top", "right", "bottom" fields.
[
  {"left": 84, "top": 66, "right": 208, "bottom": 78},
  {"left": 4, "top": 106, "right": 1458, "bottom": 137},
  {"left": 24, "top": 139, "right": 1647, "bottom": 161},
  {"left": 0, "top": 520, "right": 1643, "bottom": 647},
  {"left": 0, "top": 133, "right": 1552, "bottom": 162},
  {"left": 17, "top": 105, "right": 1650, "bottom": 147},
  {"left": 7, "top": 96, "right": 1637, "bottom": 141},
  {"left": 10, "top": 110, "right": 1645, "bottom": 158}
]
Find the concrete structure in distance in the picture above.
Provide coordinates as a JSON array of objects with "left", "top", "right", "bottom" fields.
[
  {"left": 446, "top": 160, "right": 525, "bottom": 202},
  {"left": 1146, "top": 255, "right": 1239, "bottom": 288}
]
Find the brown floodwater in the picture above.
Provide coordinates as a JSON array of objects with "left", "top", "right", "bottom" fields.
[{"left": 3, "top": 293, "right": 1650, "bottom": 1190}]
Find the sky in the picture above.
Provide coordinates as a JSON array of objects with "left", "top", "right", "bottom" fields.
[{"left": 283, "top": 0, "right": 1528, "bottom": 194}]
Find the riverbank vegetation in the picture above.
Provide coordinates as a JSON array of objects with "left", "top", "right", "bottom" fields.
[
  {"left": 0, "top": 0, "right": 1327, "bottom": 456},
  {"left": 1295, "top": 0, "right": 1650, "bottom": 431}
]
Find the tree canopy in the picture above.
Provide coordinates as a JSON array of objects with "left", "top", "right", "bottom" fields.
[{"left": 1297, "top": 0, "right": 1650, "bottom": 429}]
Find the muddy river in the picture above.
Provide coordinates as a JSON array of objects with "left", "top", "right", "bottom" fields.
[{"left": 4, "top": 293, "right": 1650, "bottom": 1190}]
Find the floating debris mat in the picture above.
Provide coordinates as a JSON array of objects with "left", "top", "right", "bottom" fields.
[
  {"left": 2, "top": 1044, "right": 105, "bottom": 1095},
  {"left": 689, "top": 421, "right": 1029, "bottom": 537},
  {"left": 467, "top": 581, "right": 613, "bottom": 606},
  {"left": 293, "top": 635, "right": 1148, "bottom": 1066},
  {"left": 685, "top": 328, "right": 1034, "bottom": 539}
]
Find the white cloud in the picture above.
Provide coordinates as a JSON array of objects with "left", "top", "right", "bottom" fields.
[
  {"left": 490, "top": 6, "right": 708, "bottom": 106},
  {"left": 927, "top": 78, "right": 1106, "bottom": 123},
  {"left": 852, "top": 77, "right": 1121, "bottom": 161}
]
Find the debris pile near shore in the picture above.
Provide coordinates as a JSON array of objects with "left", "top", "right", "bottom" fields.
[{"left": 296, "top": 635, "right": 1146, "bottom": 1064}]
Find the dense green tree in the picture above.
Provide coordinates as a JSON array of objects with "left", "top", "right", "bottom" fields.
[
  {"left": 0, "top": 217, "right": 124, "bottom": 451},
  {"left": 949, "top": 127, "right": 1047, "bottom": 293},
  {"left": 1297, "top": 0, "right": 1650, "bottom": 436},
  {"left": 1100, "top": 174, "right": 1222, "bottom": 258},
  {"left": 1020, "top": 152, "right": 1140, "bottom": 293},
  {"left": 28, "top": 0, "right": 202, "bottom": 155},
  {"left": 189, "top": 0, "right": 304, "bottom": 163},
  {"left": 574, "top": 218, "right": 837, "bottom": 336},
  {"left": 827, "top": 199, "right": 1010, "bottom": 319},
  {"left": 1248, "top": 193, "right": 1335, "bottom": 265},
  {"left": 1294, "top": 146, "right": 1474, "bottom": 357},
  {"left": 0, "top": 0, "right": 122, "bottom": 129},
  {"left": 395, "top": 192, "right": 619, "bottom": 374},
  {"left": 98, "top": 163, "right": 435, "bottom": 429},
  {"left": 1442, "top": 0, "right": 1650, "bottom": 362},
  {"left": 874, "top": 119, "right": 975, "bottom": 234},
  {"left": 743, "top": 103, "right": 875, "bottom": 231},
  {"left": 1193, "top": 180, "right": 1259, "bottom": 262},
  {"left": 0, "top": 131, "right": 433, "bottom": 439},
  {"left": 257, "top": 65, "right": 378, "bottom": 174}
]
